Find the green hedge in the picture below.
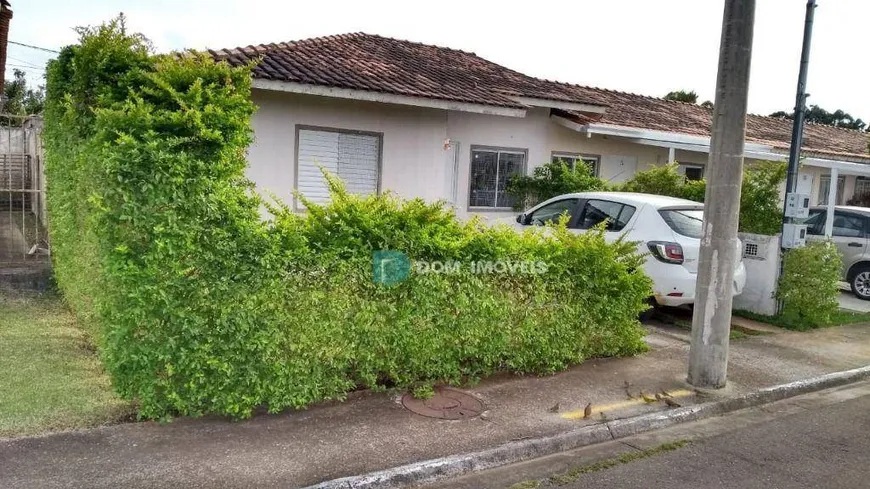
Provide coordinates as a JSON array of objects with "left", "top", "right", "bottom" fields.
[
  {"left": 776, "top": 241, "right": 842, "bottom": 329},
  {"left": 44, "top": 19, "right": 652, "bottom": 419}
]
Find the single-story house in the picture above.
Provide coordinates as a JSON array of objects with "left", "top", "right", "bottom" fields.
[{"left": 209, "top": 33, "right": 870, "bottom": 223}]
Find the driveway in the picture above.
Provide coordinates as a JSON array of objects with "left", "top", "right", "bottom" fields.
[{"left": 838, "top": 289, "right": 870, "bottom": 313}]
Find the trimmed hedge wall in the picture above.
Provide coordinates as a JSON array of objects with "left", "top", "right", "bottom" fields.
[{"left": 44, "top": 19, "right": 652, "bottom": 419}]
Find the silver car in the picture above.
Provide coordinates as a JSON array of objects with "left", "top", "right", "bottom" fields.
[{"left": 803, "top": 206, "right": 870, "bottom": 300}]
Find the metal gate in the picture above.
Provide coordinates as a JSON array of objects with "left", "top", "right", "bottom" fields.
[{"left": 0, "top": 114, "right": 49, "bottom": 265}]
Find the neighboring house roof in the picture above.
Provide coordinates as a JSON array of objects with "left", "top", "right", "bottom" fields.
[
  {"left": 559, "top": 87, "right": 870, "bottom": 162},
  {"left": 210, "top": 32, "right": 870, "bottom": 163},
  {"left": 209, "top": 33, "right": 605, "bottom": 109}
]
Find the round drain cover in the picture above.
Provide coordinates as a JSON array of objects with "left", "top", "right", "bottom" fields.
[{"left": 401, "top": 387, "right": 485, "bottom": 420}]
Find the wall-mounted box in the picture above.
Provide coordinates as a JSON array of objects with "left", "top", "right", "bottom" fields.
[
  {"left": 782, "top": 223, "right": 807, "bottom": 248},
  {"left": 784, "top": 192, "right": 810, "bottom": 219}
]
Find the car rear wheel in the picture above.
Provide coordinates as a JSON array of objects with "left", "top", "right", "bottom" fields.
[{"left": 850, "top": 265, "right": 870, "bottom": 300}]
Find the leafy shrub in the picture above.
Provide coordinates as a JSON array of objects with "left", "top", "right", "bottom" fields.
[
  {"left": 614, "top": 162, "right": 786, "bottom": 235},
  {"left": 44, "top": 19, "right": 652, "bottom": 419},
  {"left": 616, "top": 163, "right": 691, "bottom": 199},
  {"left": 776, "top": 241, "right": 842, "bottom": 329},
  {"left": 506, "top": 160, "right": 606, "bottom": 210},
  {"left": 739, "top": 162, "right": 787, "bottom": 235},
  {"left": 846, "top": 192, "right": 870, "bottom": 207}
]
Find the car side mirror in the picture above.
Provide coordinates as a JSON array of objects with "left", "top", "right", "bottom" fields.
[{"left": 516, "top": 213, "right": 528, "bottom": 225}]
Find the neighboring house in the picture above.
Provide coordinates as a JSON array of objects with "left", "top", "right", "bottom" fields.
[{"left": 209, "top": 33, "right": 870, "bottom": 220}]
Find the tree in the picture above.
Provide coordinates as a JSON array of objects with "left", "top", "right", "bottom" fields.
[
  {"left": 664, "top": 89, "right": 699, "bottom": 104},
  {"left": 3, "top": 69, "right": 45, "bottom": 115},
  {"left": 701, "top": 100, "right": 714, "bottom": 109},
  {"left": 769, "top": 104, "right": 866, "bottom": 131}
]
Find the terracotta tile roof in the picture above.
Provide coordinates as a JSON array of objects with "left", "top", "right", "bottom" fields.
[
  {"left": 561, "top": 86, "right": 870, "bottom": 162},
  {"left": 210, "top": 33, "right": 870, "bottom": 163},
  {"left": 209, "top": 33, "right": 605, "bottom": 109}
]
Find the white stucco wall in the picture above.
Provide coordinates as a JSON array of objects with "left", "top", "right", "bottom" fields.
[
  {"left": 733, "top": 233, "right": 781, "bottom": 316},
  {"left": 248, "top": 89, "right": 449, "bottom": 208},
  {"left": 247, "top": 90, "right": 854, "bottom": 221},
  {"left": 247, "top": 91, "right": 679, "bottom": 219}
]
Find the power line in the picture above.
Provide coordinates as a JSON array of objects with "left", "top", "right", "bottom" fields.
[
  {"left": 7, "top": 63, "right": 45, "bottom": 71},
  {"left": 8, "top": 40, "right": 59, "bottom": 54},
  {"left": 8, "top": 56, "right": 42, "bottom": 69}
]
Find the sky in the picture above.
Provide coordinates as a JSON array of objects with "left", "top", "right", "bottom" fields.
[{"left": 8, "top": 0, "right": 870, "bottom": 121}]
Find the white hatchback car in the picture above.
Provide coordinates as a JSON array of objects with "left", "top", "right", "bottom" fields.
[{"left": 508, "top": 192, "right": 746, "bottom": 307}]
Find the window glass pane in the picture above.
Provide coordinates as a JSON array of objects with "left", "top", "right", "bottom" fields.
[
  {"left": 683, "top": 166, "right": 704, "bottom": 181},
  {"left": 832, "top": 212, "right": 865, "bottom": 238},
  {"left": 552, "top": 155, "right": 577, "bottom": 170},
  {"left": 496, "top": 152, "right": 525, "bottom": 208},
  {"left": 527, "top": 199, "right": 579, "bottom": 226},
  {"left": 580, "top": 157, "right": 598, "bottom": 176},
  {"left": 818, "top": 175, "right": 846, "bottom": 205},
  {"left": 616, "top": 205, "right": 636, "bottom": 229},
  {"left": 578, "top": 200, "right": 630, "bottom": 231},
  {"left": 856, "top": 178, "right": 870, "bottom": 198},
  {"left": 660, "top": 209, "right": 704, "bottom": 238},
  {"left": 800, "top": 209, "right": 826, "bottom": 235},
  {"left": 470, "top": 150, "right": 498, "bottom": 207}
]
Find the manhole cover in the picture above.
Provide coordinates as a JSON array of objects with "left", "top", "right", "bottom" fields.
[{"left": 401, "top": 387, "right": 485, "bottom": 420}]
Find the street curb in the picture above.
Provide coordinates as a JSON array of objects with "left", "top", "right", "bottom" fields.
[{"left": 306, "top": 365, "right": 870, "bottom": 489}]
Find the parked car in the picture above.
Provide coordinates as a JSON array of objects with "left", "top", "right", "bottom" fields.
[
  {"left": 508, "top": 192, "right": 746, "bottom": 307},
  {"left": 802, "top": 205, "right": 870, "bottom": 300}
]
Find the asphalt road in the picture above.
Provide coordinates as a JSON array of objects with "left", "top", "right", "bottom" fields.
[{"left": 551, "top": 394, "right": 870, "bottom": 489}]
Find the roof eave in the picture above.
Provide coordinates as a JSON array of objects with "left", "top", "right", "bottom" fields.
[{"left": 251, "top": 79, "right": 528, "bottom": 118}]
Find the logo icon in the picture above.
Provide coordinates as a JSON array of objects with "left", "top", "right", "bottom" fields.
[{"left": 373, "top": 250, "right": 411, "bottom": 285}]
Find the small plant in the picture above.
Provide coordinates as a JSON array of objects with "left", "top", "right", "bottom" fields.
[
  {"left": 506, "top": 160, "right": 606, "bottom": 210},
  {"left": 615, "top": 163, "right": 689, "bottom": 198},
  {"left": 739, "top": 162, "right": 787, "bottom": 235},
  {"left": 776, "top": 241, "right": 842, "bottom": 329},
  {"left": 412, "top": 384, "right": 435, "bottom": 400}
]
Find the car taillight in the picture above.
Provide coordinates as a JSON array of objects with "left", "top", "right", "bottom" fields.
[{"left": 647, "top": 241, "right": 684, "bottom": 264}]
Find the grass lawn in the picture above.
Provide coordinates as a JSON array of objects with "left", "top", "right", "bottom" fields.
[
  {"left": 733, "top": 309, "right": 870, "bottom": 331},
  {"left": 0, "top": 292, "right": 133, "bottom": 438}
]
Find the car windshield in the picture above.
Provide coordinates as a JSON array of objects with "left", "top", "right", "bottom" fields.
[{"left": 660, "top": 208, "right": 704, "bottom": 239}]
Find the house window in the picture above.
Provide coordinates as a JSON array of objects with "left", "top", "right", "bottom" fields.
[
  {"left": 679, "top": 164, "right": 705, "bottom": 181},
  {"left": 296, "top": 127, "right": 381, "bottom": 207},
  {"left": 469, "top": 147, "right": 526, "bottom": 208},
  {"left": 855, "top": 177, "right": 870, "bottom": 199},
  {"left": 552, "top": 152, "right": 599, "bottom": 176},
  {"left": 818, "top": 174, "right": 846, "bottom": 205}
]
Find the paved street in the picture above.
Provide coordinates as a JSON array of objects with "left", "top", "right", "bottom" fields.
[
  {"left": 438, "top": 382, "right": 870, "bottom": 489},
  {"left": 554, "top": 395, "right": 870, "bottom": 489}
]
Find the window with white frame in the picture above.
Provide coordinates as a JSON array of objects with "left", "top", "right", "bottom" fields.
[
  {"left": 818, "top": 174, "right": 846, "bottom": 205},
  {"left": 552, "top": 152, "right": 599, "bottom": 176},
  {"left": 469, "top": 147, "right": 526, "bottom": 208},
  {"left": 296, "top": 127, "right": 381, "bottom": 207},
  {"left": 678, "top": 163, "right": 705, "bottom": 181}
]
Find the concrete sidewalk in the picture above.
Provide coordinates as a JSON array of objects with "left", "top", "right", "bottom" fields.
[{"left": 2, "top": 321, "right": 870, "bottom": 488}]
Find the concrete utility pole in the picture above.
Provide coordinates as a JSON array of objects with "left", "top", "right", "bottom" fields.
[{"left": 688, "top": 0, "right": 756, "bottom": 388}]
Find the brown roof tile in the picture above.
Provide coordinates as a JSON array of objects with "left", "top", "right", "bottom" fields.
[
  {"left": 210, "top": 33, "right": 605, "bottom": 109},
  {"left": 562, "top": 86, "right": 870, "bottom": 162},
  {"left": 211, "top": 33, "right": 870, "bottom": 163}
]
